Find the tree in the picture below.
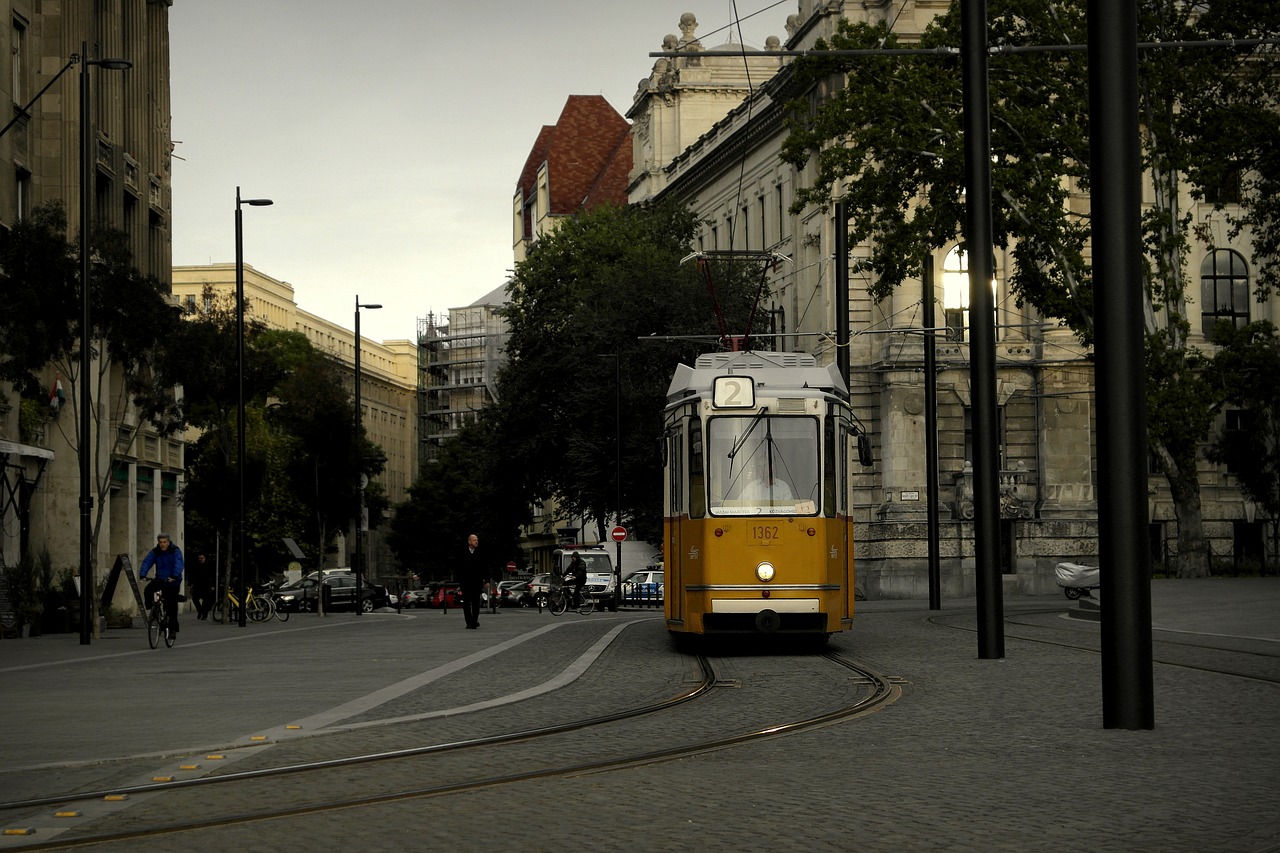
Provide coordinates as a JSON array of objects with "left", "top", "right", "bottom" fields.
[
  {"left": 780, "top": 1, "right": 1280, "bottom": 577},
  {"left": 1206, "top": 320, "right": 1280, "bottom": 570},
  {"left": 0, "top": 202, "right": 182, "bottom": 570},
  {"left": 495, "top": 200, "right": 761, "bottom": 542},
  {"left": 169, "top": 299, "right": 383, "bottom": 580},
  {"left": 388, "top": 416, "right": 527, "bottom": 578}
]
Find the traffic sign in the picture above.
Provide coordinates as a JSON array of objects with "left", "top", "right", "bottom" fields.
[
  {"left": 506, "top": 561, "right": 517, "bottom": 573},
  {"left": 610, "top": 526, "right": 627, "bottom": 542}
]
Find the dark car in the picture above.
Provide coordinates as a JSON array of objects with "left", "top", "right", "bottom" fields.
[{"left": 273, "top": 571, "right": 392, "bottom": 613}]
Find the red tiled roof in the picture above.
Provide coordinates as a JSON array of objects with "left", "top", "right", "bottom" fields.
[{"left": 515, "top": 95, "right": 631, "bottom": 215}]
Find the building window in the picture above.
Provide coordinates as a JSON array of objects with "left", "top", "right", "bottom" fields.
[
  {"left": 15, "top": 169, "right": 30, "bottom": 220},
  {"left": 1200, "top": 249, "right": 1250, "bottom": 333},
  {"left": 964, "top": 405, "right": 1005, "bottom": 469},
  {"left": 942, "top": 246, "right": 998, "bottom": 342},
  {"left": 1221, "top": 409, "right": 1251, "bottom": 475},
  {"left": 1204, "top": 169, "right": 1243, "bottom": 205},
  {"left": 11, "top": 19, "right": 27, "bottom": 107}
]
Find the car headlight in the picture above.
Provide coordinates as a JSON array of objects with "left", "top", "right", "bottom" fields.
[{"left": 756, "top": 562, "right": 775, "bottom": 583}]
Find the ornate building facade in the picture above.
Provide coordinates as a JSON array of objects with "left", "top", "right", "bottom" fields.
[
  {"left": 628, "top": 4, "right": 1274, "bottom": 596},
  {"left": 172, "top": 263, "right": 418, "bottom": 575},
  {"left": 0, "top": 2, "right": 177, "bottom": 609}
]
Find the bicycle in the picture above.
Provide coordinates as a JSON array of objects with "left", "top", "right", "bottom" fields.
[
  {"left": 146, "top": 587, "right": 175, "bottom": 649},
  {"left": 211, "top": 585, "right": 273, "bottom": 624},
  {"left": 548, "top": 578, "right": 594, "bottom": 616}
]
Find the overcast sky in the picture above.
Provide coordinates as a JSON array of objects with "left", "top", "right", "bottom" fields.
[{"left": 169, "top": 1, "right": 788, "bottom": 343}]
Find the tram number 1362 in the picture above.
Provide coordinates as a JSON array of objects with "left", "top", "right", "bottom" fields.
[{"left": 750, "top": 525, "right": 781, "bottom": 542}]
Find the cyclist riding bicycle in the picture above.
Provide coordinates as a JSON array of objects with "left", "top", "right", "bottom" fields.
[
  {"left": 564, "top": 552, "right": 588, "bottom": 608},
  {"left": 139, "top": 533, "right": 184, "bottom": 641}
]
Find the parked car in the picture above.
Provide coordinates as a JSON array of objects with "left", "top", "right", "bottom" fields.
[
  {"left": 496, "top": 580, "right": 531, "bottom": 607},
  {"left": 623, "top": 569, "right": 664, "bottom": 601},
  {"left": 429, "top": 583, "right": 462, "bottom": 608},
  {"left": 526, "top": 573, "right": 555, "bottom": 608},
  {"left": 400, "top": 588, "right": 431, "bottom": 609},
  {"left": 273, "top": 571, "right": 392, "bottom": 613}
]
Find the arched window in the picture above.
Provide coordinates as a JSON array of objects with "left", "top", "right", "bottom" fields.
[
  {"left": 941, "top": 246, "right": 998, "bottom": 342},
  {"left": 1200, "top": 249, "right": 1250, "bottom": 333}
]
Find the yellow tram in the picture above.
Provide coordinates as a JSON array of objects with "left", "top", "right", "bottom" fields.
[{"left": 662, "top": 350, "right": 863, "bottom": 639}]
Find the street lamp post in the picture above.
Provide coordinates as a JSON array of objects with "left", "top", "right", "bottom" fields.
[
  {"left": 598, "top": 353, "right": 622, "bottom": 610},
  {"left": 78, "top": 43, "right": 131, "bottom": 645},
  {"left": 235, "top": 188, "right": 272, "bottom": 627},
  {"left": 354, "top": 298, "right": 381, "bottom": 613}
]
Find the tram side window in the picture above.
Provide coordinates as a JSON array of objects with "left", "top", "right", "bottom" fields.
[
  {"left": 668, "top": 432, "right": 684, "bottom": 515},
  {"left": 824, "top": 415, "right": 838, "bottom": 517},
  {"left": 689, "top": 417, "right": 705, "bottom": 518}
]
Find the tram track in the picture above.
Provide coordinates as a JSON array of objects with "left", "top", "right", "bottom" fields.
[
  {"left": 927, "top": 606, "right": 1280, "bottom": 684},
  {"left": 0, "top": 650, "right": 897, "bottom": 850}
]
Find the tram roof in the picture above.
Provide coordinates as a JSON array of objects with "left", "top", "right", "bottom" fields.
[{"left": 665, "top": 350, "right": 849, "bottom": 404}]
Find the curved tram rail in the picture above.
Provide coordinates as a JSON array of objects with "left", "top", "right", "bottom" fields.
[
  {"left": 930, "top": 605, "right": 1280, "bottom": 685},
  {"left": 0, "top": 652, "right": 898, "bottom": 850}
]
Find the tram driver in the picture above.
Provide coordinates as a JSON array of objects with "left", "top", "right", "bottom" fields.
[{"left": 739, "top": 465, "right": 795, "bottom": 502}]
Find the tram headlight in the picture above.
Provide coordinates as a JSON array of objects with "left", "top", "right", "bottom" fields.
[{"left": 756, "top": 562, "right": 775, "bottom": 583}]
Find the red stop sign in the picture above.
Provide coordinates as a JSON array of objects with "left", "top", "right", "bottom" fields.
[{"left": 611, "top": 526, "right": 628, "bottom": 542}]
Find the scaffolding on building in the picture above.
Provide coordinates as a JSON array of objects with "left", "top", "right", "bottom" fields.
[{"left": 416, "top": 308, "right": 507, "bottom": 469}]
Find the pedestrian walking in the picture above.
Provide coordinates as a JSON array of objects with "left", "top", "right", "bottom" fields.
[
  {"left": 139, "top": 533, "right": 184, "bottom": 640},
  {"left": 457, "top": 533, "right": 491, "bottom": 629},
  {"left": 188, "top": 552, "right": 214, "bottom": 619}
]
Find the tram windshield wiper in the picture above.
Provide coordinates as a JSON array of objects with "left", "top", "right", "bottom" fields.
[{"left": 726, "top": 407, "right": 769, "bottom": 461}]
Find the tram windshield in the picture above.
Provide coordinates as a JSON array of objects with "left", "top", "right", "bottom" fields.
[{"left": 706, "top": 415, "right": 820, "bottom": 515}]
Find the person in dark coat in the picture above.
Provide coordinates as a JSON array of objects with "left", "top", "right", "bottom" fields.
[
  {"left": 457, "top": 533, "right": 491, "bottom": 629},
  {"left": 188, "top": 553, "right": 214, "bottom": 620},
  {"left": 139, "top": 533, "right": 185, "bottom": 638}
]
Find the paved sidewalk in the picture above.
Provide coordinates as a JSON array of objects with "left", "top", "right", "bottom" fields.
[{"left": 0, "top": 578, "right": 1277, "bottom": 851}]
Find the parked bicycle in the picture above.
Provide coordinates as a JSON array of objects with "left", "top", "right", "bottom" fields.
[
  {"left": 548, "top": 576, "right": 594, "bottom": 616},
  {"left": 146, "top": 587, "right": 175, "bottom": 649},
  {"left": 211, "top": 585, "right": 275, "bottom": 624}
]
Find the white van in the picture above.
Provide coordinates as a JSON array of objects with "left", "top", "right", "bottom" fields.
[{"left": 552, "top": 546, "right": 617, "bottom": 611}]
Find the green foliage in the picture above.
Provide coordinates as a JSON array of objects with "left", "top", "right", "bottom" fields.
[
  {"left": 388, "top": 417, "right": 528, "bottom": 578},
  {"left": 1144, "top": 325, "right": 1215, "bottom": 480},
  {"left": 3, "top": 548, "right": 51, "bottom": 630},
  {"left": 494, "top": 200, "right": 761, "bottom": 541},
  {"left": 1206, "top": 321, "right": 1280, "bottom": 523},
  {"left": 173, "top": 305, "right": 383, "bottom": 579},
  {"left": 0, "top": 202, "right": 180, "bottom": 425},
  {"left": 781, "top": 0, "right": 1280, "bottom": 575},
  {"left": 781, "top": 8, "right": 1094, "bottom": 337},
  {"left": 0, "top": 203, "right": 79, "bottom": 397}
]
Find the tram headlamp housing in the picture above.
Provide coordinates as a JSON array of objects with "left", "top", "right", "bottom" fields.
[{"left": 756, "top": 562, "right": 775, "bottom": 583}]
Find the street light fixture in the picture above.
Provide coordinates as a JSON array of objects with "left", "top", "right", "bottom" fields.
[
  {"left": 79, "top": 43, "right": 131, "bottom": 645},
  {"left": 235, "top": 188, "right": 272, "bottom": 627},
  {"left": 354, "top": 298, "right": 382, "bottom": 614}
]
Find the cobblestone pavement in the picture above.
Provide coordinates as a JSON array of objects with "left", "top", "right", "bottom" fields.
[{"left": 0, "top": 578, "right": 1277, "bottom": 852}]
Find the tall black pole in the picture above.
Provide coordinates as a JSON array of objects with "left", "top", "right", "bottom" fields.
[
  {"left": 353, "top": 299, "right": 381, "bottom": 613},
  {"left": 78, "top": 43, "right": 92, "bottom": 645},
  {"left": 960, "top": 0, "right": 1005, "bottom": 658},
  {"left": 234, "top": 190, "right": 271, "bottom": 627},
  {"left": 1088, "top": 0, "right": 1154, "bottom": 729},
  {"left": 234, "top": 190, "right": 248, "bottom": 628},
  {"left": 835, "top": 202, "right": 850, "bottom": 386},
  {"left": 77, "top": 44, "right": 131, "bottom": 645},
  {"left": 354, "top": 299, "right": 363, "bottom": 614},
  {"left": 923, "top": 259, "right": 942, "bottom": 610},
  {"left": 614, "top": 352, "right": 622, "bottom": 608}
]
